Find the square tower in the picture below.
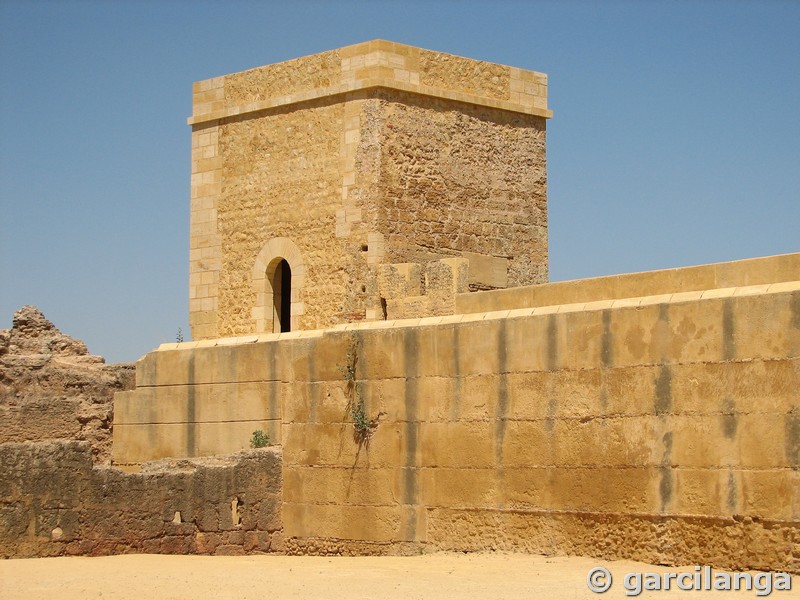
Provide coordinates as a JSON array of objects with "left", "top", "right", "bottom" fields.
[{"left": 188, "top": 40, "right": 551, "bottom": 339}]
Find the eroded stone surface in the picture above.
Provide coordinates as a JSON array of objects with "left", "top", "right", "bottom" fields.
[
  {"left": 0, "top": 306, "right": 134, "bottom": 462},
  {"left": 0, "top": 441, "right": 282, "bottom": 558}
]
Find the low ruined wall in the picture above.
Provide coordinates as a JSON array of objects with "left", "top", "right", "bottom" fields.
[
  {"left": 0, "top": 441, "right": 282, "bottom": 558},
  {"left": 115, "top": 277, "right": 800, "bottom": 571},
  {"left": 378, "top": 258, "right": 469, "bottom": 321}
]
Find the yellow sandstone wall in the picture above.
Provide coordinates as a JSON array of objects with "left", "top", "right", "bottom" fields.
[
  {"left": 372, "top": 91, "right": 547, "bottom": 287},
  {"left": 279, "top": 281, "right": 799, "bottom": 570},
  {"left": 457, "top": 252, "right": 800, "bottom": 314},
  {"left": 189, "top": 41, "right": 551, "bottom": 340},
  {"left": 115, "top": 254, "right": 800, "bottom": 571}
]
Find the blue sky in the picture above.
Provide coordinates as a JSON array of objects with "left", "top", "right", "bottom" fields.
[{"left": 1, "top": 1, "right": 798, "bottom": 363}]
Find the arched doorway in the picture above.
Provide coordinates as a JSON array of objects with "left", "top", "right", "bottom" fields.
[
  {"left": 270, "top": 258, "right": 292, "bottom": 333},
  {"left": 251, "top": 237, "right": 305, "bottom": 334}
]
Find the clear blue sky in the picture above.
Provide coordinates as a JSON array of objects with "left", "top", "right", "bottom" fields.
[{"left": 1, "top": 1, "right": 798, "bottom": 363}]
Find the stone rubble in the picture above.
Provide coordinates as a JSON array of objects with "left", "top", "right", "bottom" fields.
[{"left": 0, "top": 305, "right": 135, "bottom": 463}]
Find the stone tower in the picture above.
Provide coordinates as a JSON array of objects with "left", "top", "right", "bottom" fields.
[{"left": 188, "top": 40, "right": 552, "bottom": 340}]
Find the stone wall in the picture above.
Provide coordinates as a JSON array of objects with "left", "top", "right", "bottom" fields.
[
  {"left": 378, "top": 258, "right": 470, "bottom": 320},
  {"left": 373, "top": 90, "right": 547, "bottom": 288},
  {"left": 279, "top": 285, "right": 799, "bottom": 571},
  {"left": 215, "top": 100, "right": 346, "bottom": 336},
  {"left": 115, "top": 254, "right": 800, "bottom": 572},
  {"left": 0, "top": 307, "right": 283, "bottom": 559},
  {"left": 189, "top": 41, "right": 551, "bottom": 340},
  {"left": 113, "top": 341, "right": 285, "bottom": 463},
  {"left": 0, "top": 441, "right": 282, "bottom": 558},
  {"left": 0, "top": 306, "right": 135, "bottom": 463},
  {"left": 456, "top": 252, "right": 800, "bottom": 314}
]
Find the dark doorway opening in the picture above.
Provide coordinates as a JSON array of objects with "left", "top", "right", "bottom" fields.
[{"left": 272, "top": 259, "right": 292, "bottom": 332}]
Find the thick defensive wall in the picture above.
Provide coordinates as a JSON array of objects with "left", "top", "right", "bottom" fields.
[{"left": 115, "top": 253, "right": 800, "bottom": 571}]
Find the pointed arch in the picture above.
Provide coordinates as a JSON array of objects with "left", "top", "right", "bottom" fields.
[{"left": 251, "top": 238, "right": 306, "bottom": 333}]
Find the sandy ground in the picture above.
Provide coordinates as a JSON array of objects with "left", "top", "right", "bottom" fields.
[{"left": 0, "top": 553, "right": 796, "bottom": 600}]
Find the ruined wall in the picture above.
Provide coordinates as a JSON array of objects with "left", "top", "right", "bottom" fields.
[
  {"left": 0, "top": 306, "right": 134, "bottom": 463},
  {"left": 0, "top": 307, "right": 282, "bottom": 559},
  {"left": 378, "top": 258, "right": 470, "bottom": 320},
  {"left": 0, "top": 441, "right": 282, "bottom": 558},
  {"left": 116, "top": 254, "right": 800, "bottom": 571}
]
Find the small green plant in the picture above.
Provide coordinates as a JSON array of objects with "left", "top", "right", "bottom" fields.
[
  {"left": 337, "top": 332, "right": 384, "bottom": 449},
  {"left": 250, "top": 430, "right": 270, "bottom": 448},
  {"left": 351, "top": 398, "right": 372, "bottom": 441},
  {"left": 176, "top": 327, "right": 184, "bottom": 343}
]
